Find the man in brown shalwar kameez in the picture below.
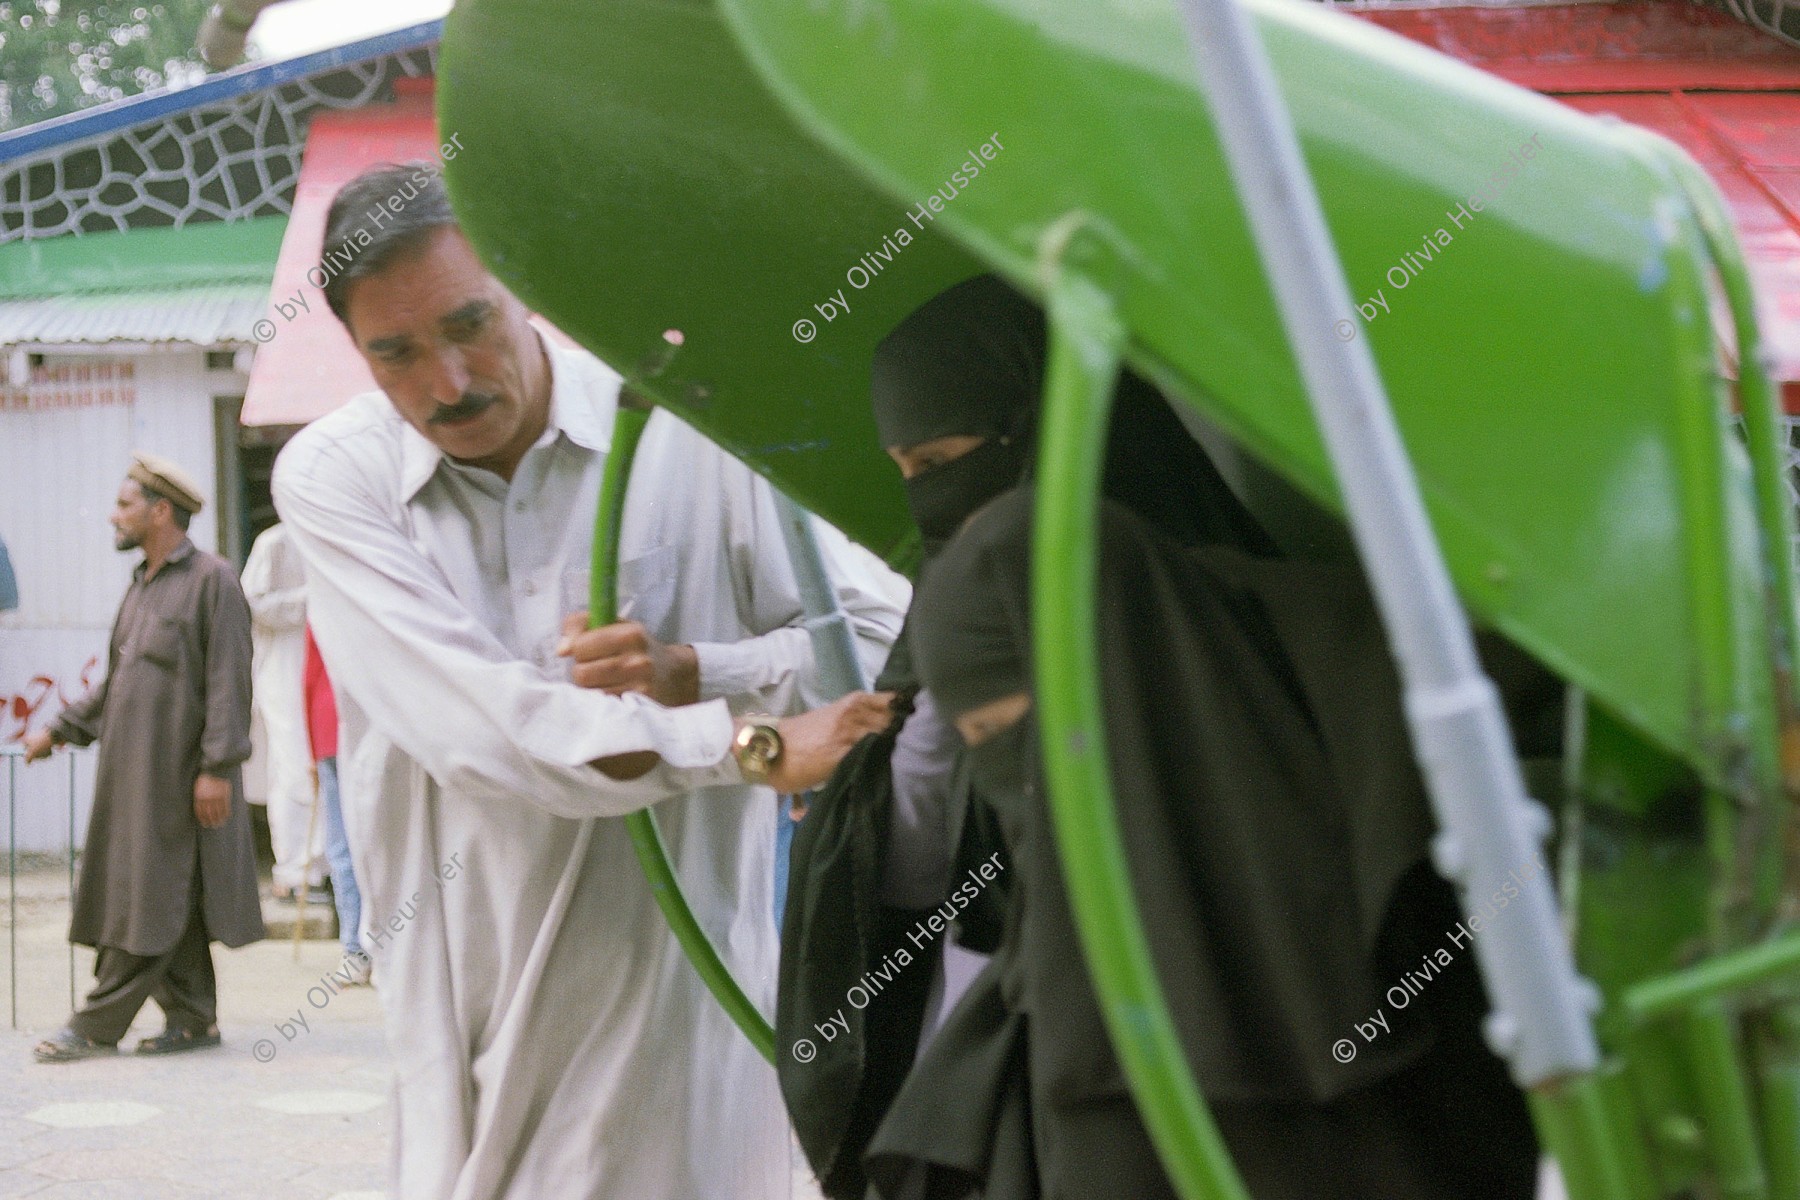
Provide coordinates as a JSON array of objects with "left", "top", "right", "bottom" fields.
[{"left": 22, "top": 452, "right": 265, "bottom": 1062}]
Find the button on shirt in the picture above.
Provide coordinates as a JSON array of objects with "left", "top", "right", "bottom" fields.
[{"left": 273, "top": 337, "right": 907, "bottom": 1200}]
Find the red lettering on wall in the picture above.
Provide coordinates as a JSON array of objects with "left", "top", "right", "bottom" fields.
[{"left": 1, "top": 657, "right": 101, "bottom": 743}]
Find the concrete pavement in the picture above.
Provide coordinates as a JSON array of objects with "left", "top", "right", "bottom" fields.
[
  {"left": 2, "top": 864, "right": 388, "bottom": 1199},
  {"left": 2, "top": 861, "right": 1570, "bottom": 1199}
]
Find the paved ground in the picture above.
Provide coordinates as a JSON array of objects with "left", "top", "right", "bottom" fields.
[
  {"left": 2, "top": 864, "right": 389, "bottom": 1199},
  {"left": 2, "top": 861, "right": 1571, "bottom": 1199},
  {"left": 0, "top": 863, "right": 827, "bottom": 1200}
]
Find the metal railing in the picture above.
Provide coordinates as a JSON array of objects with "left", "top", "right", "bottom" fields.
[{"left": 2, "top": 744, "right": 82, "bottom": 1029}]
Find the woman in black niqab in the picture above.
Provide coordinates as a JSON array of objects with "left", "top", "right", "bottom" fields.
[
  {"left": 884, "top": 482, "right": 1543, "bottom": 1197},
  {"left": 776, "top": 274, "right": 1279, "bottom": 1200}
]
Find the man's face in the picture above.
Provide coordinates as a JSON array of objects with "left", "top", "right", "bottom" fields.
[
  {"left": 111, "top": 479, "right": 156, "bottom": 551},
  {"left": 341, "top": 226, "right": 547, "bottom": 468}
]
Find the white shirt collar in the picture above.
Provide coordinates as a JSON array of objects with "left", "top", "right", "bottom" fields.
[{"left": 397, "top": 327, "right": 618, "bottom": 501}]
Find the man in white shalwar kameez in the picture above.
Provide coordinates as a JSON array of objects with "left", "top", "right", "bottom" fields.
[
  {"left": 272, "top": 165, "right": 907, "bottom": 1200},
  {"left": 240, "top": 522, "right": 326, "bottom": 897}
]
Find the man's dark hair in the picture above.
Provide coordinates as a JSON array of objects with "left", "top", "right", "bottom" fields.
[
  {"left": 140, "top": 484, "right": 193, "bottom": 531},
  {"left": 317, "top": 162, "right": 457, "bottom": 324}
]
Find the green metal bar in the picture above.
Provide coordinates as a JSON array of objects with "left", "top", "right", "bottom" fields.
[
  {"left": 1631, "top": 134, "right": 1799, "bottom": 940},
  {"left": 1760, "top": 1058, "right": 1800, "bottom": 1199},
  {"left": 590, "top": 405, "right": 652, "bottom": 635},
  {"left": 1032, "top": 269, "right": 1250, "bottom": 1200},
  {"left": 1530, "top": 1073, "right": 1658, "bottom": 1200},
  {"left": 1687, "top": 1000, "right": 1769, "bottom": 1199},
  {"left": 1654, "top": 143, "right": 1800, "bottom": 689},
  {"left": 1652, "top": 140, "right": 1800, "bottom": 1200},
  {"left": 1624, "top": 931, "right": 1800, "bottom": 1024},
  {"left": 593, "top": 398, "right": 778, "bottom": 1065}
]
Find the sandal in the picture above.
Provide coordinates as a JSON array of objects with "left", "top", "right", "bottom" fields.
[
  {"left": 135, "top": 1024, "right": 222, "bottom": 1056},
  {"left": 33, "top": 1028, "right": 119, "bottom": 1063}
]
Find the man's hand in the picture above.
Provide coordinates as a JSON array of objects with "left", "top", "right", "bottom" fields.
[
  {"left": 763, "top": 691, "right": 896, "bottom": 794},
  {"left": 559, "top": 613, "right": 700, "bottom": 708},
  {"left": 590, "top": 691, "right": 896, "bottom": 788},
  {"left": 193, "top": 774, "right": 231, "bottom": 829},
  {"left": 21, "top": 730, "right": 55, "bottom": 764}
]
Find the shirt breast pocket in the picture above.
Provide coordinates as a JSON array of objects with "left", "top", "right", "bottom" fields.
[
  {"left": 616, "top": 544, "right": 680, "bottom": 638},
  {"left": 136, "top": 616, "right": 184, "bottom": 670}
]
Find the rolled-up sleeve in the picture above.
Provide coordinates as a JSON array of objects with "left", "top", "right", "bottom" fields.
[
  {"left": 274, "top": 434, "right": 739, "bottom": 820},
  {"left": 693, "top": 466, "right": 908, "bottom": 714}
]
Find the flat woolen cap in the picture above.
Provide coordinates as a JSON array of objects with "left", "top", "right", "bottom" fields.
[{"left": 127, "top": 452, "right": 205, "bottom": 514}]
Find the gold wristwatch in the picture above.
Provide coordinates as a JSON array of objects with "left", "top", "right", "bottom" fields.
[{"left": 731, "top": 715, "right": 784, "bottom": 784}]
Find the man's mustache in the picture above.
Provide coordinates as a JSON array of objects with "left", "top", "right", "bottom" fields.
[{"left": 428, "top": 392, "right": 501, "bottom": 425}]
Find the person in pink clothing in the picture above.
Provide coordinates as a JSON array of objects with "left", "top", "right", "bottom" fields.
[{"left": 305, "top": 626, "right": 367, "bottom": 983}]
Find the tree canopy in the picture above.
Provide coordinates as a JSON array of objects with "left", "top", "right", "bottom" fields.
[{"left": 0, "top": 1, "right": 215, "bottom": 133}]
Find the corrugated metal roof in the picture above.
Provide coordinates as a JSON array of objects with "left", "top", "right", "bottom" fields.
[{"left": 0, "top": 283, "right": 272, "bottom": 346}]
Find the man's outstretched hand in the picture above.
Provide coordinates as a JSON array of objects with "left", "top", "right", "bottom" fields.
[
  {"left": 590, "top": 690, "right": 896, "bottom": 788},
  {"left": 763, "top": 691, "right": 895, "bottom": 794}
]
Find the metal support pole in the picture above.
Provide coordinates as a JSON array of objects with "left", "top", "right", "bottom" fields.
[
  {"left": 1625, "top": 930, "right": 1800, "bottom": 1023},
  {"left": 1687, "top": 1000, "right": 1770, "bottom": 1198},
  {"left": 67, "top": 749, "right": 75, "bottom": 1013},
  {"left": 1530, "top": 1074, "right": 1660, "bottom": 1200},
  {"left": 770, "top": 491, "right": 869, "bottom": 699},
  {"left": 1760, "top": 1056, "right": 1800, "bottom": 1200},
  {"left": 9, "top": 751, "right": 16, "bottom": 1030},
  {"left": 1169, "top": 0, "right": 1598, "bottom": 1087}
]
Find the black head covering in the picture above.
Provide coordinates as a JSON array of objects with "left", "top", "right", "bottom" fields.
[
  {"left": 870, "top": 274, "right": 1278, "bottom": 560},
  {"left": 871, "top": 275, "right": 1042, "bottom": 451},
  {"left": 871, "top": 276, "right": 1038, "bottom": 553}
]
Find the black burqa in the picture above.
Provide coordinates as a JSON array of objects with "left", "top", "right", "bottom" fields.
[
  {"left": 776, "top": 274, "right": 1277, "bottom": 1199},
  {"left": 884, "top": 487, "right": 1541, "bottom": 1200}
]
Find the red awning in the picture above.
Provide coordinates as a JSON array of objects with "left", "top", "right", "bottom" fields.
[
  {"left": 1357, "top": 1, "right": 1800, "bottom": 411},
  {"left": 241, "top": 79, "right": 446, "bottom": 427}
]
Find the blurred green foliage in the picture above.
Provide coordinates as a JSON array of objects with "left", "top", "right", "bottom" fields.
[{"left": 0, "top": 1, "right": 214, "bottom": 132}]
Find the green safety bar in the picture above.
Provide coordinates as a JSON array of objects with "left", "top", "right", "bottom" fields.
[
  {"left": 1032, "top": 271, "right": 1251, "bottom": 1200},
  {"left": 591, "top": 396, "right": 778, "bottom": 1065},
  {"left": 1645, "top": 133, "right": 1800, "bottom": 789}
]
